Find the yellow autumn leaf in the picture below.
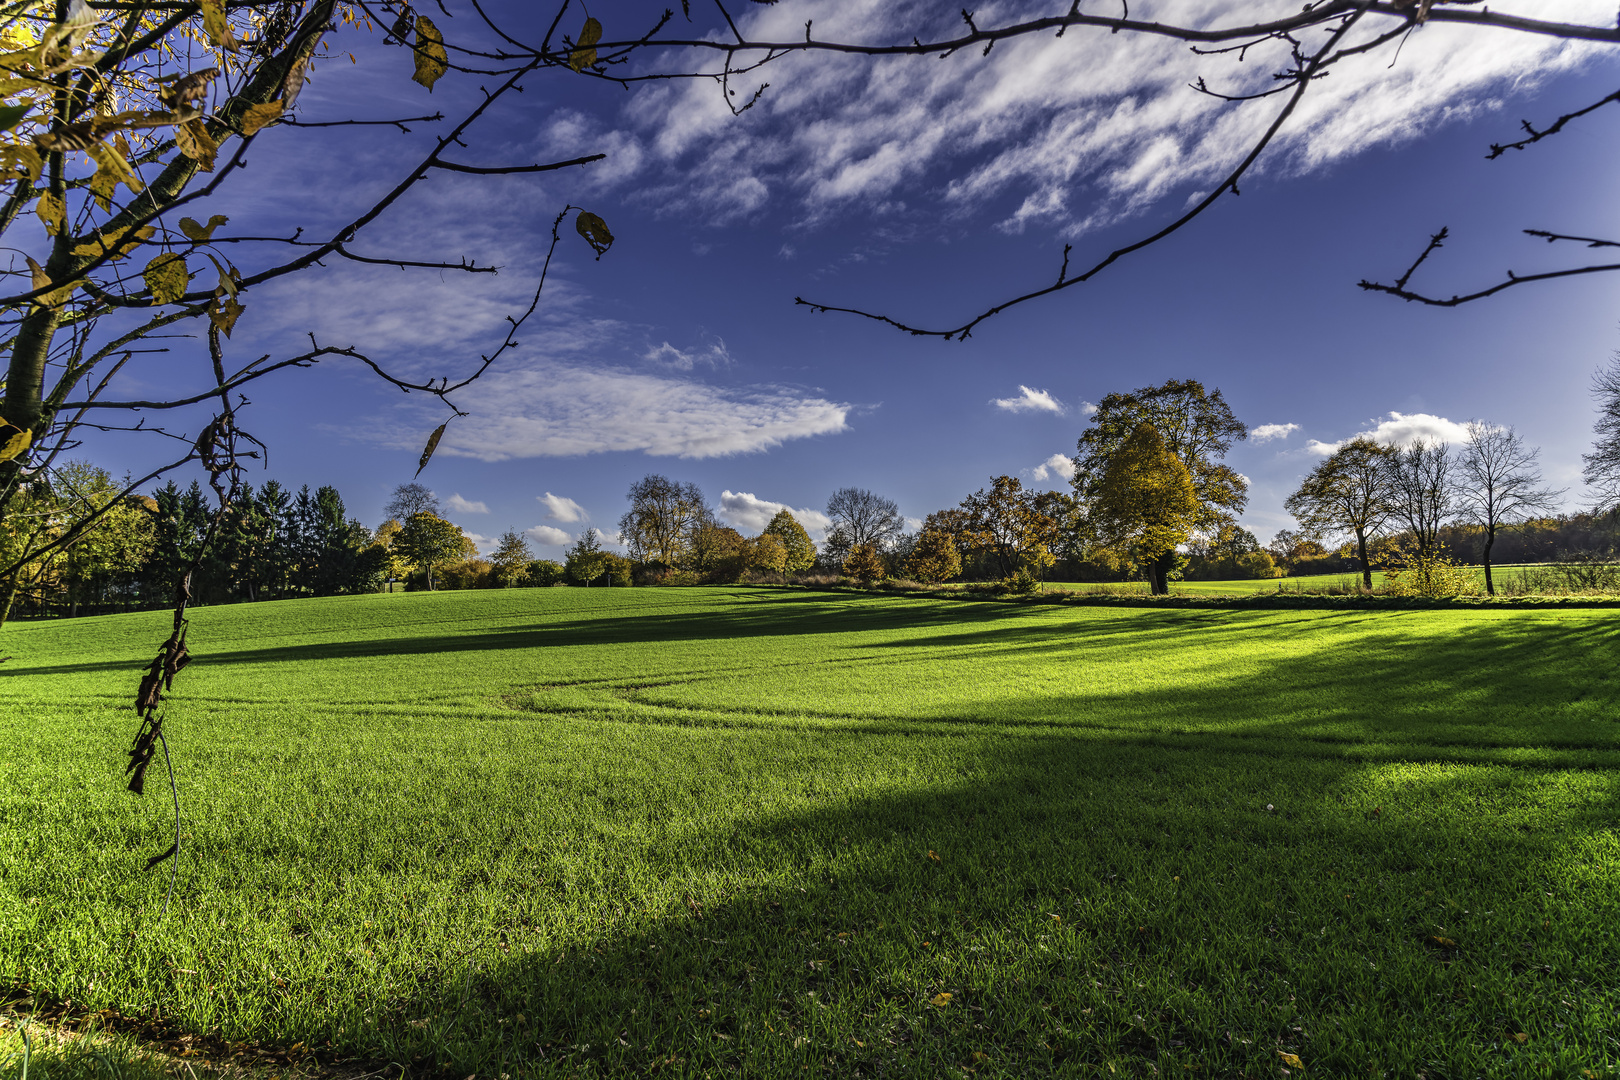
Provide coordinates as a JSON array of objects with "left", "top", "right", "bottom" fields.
[
  {"left": 929, "top": 992, "right": 952, "bottom": 1008},
  {"left": 0, "top": 142, "right": 42, "bottom": 181},
  {"left": 143, "top": 253, "right": 189, "bottom": 304},
  {"left": 87, "top": 140, "right": 142, "bottom": 210},
  {"left": 73, "top": 224, "right": 155, "bottom": 261},
  {"left": 238, "top": 101, "right": 282, "bottom": 136},
  {"left": 411, "top": 16, "right": 447, "bottom": 91},
  {"left": 205, "top": 253, "right": 238, "bottom": 295},
  {"left": 35, "top": 189, "right": 63, "bottom": 234},
  {"left": 1278, "top": 1051, "right": 1303, "bottom": 1068},
  {"left": 179, "top": 214, "right": 228, "bottom": 243},
  {"left": 925, "top": 850, "right": 940, "bottom": 863},
  {"left": 198, "top": 0, "right": 239, "bottom": 51},
  {"left": 174, "top": 119, "right": 217, "bottom": 170},
  {"left": 570, "top": 17, "right": 601, "bottom": 72},
  {"left": 415, "top": 421, "right": 447, "bottom": 477},
  {"left": 575, "top": 209, "right": 613, "bottom": 258},
  {"left": 0, "top": 416, "right": 30, "bottom": 463},
  {"left": 25, "top": 254, "right": 76, "bottom": 307},
  {"left": 210, "top": 291, "right": 244, "bottom": 337},
  {"left": 1510, "top": 1032, "right": 1528, "bottom": 1044}
]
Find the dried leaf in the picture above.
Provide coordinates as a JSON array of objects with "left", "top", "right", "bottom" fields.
[
  {"left": 143, "top": 253, "right": 189, "bottom": 304},
  {"left": 34, "top": 120, "right": 99, "bottom": 152},
  {"left": 174, "top": 120, "right": 218, "bottom": 170},
  {"left": 925, "top": 849, "right": 941, "bottom": 863},
  {"left": 574, "top": 210, "right": 613, "bottom": 258},
  {"left": 0, "top": 415, "right": 31, "bottom": 463},
  {"left": 570, "top": 17, "right": 601, "bottom": 72},
  {"left": 412, "top": 16, "right": 447, "bottom": 91},
  {"left": 86, "top": 141, "right": 142, "bottom": 209},
  {"left": 1277, "top": 1051, "right": 1303, "bottom": 1068},
  {"left": 388, "top": 5, "right": 414, "bottom": 44},
  {"left": 210, "top": 291, "right": 244, "bottom": 336},
  {"left": 1510, "top": 1032, "right": 1528, "bottom": 1044},
  {"left": 156, "top": 67, "right": 219, "bottom": 110},
  {"left": 35, "top": 190, "right": 63, "bottom": 234},
  {"left": 199, "top": 0, "right": 239, "bottom": 51},
  {"left": 415, "top": 421, "right": 447, "bottom": 477},
  {"left": 1428, "top": 935, "right": 1456, "bottom": 948},
  {"left": 238, "top": 101, "right": 283, "bottom": 136},
  {"left": 283, "top": 49, "right": 316, "bottom": 108},
  {"left": 180, "top": 214, "right": 229, "bottom": 243},
  {"left": 206, "top": 253, "right": 238, "bottom": 295},
  {"left": 25, "top": 255, "right": 76, "bottom": 307},
  {"left": 929, "top": 992, "right": 952, "bottom": 1008}
]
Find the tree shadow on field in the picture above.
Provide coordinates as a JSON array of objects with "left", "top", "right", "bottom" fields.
[
  {"left": 343, "top": 612, "right": 1620, "bottom": 1079},
  {"left": 0, "top": 591, "right": 1079, "bottom": 679}
]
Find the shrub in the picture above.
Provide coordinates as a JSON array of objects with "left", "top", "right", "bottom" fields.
[
  {"left": 1381, "top": 552, "right": 1478, "bottom": 598},
  {"left": 524, "top": 559, "right": 565, "bottom": 587}
]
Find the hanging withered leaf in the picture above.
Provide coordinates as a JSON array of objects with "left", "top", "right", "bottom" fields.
[
  {"left": 205, "top": 252, "right": 239, "bottom": 295},
  {"left": 210, "top": 291, "right": 245, "bottom": 336},
  {"left": 143, "top": 253, "right": 189, "bottom": 304},
  {"left": 35, "top": 120, "right": 100, "bottom": 152},
  {"left": 569, "top": 17, "right": 601, "bottom": 72},
  {"left": 238, "top": 101, "right": 283, "bottom": 136},
  {"left": 86, "top": 139, "right": 142, "bottom": 210},
  {"left": 179, "top": 214, "right": 229, "bottom": 243},
  {"left": 0, "top": 103, "right": 29, "bottom": 132},
  {"left": 199, "top": 0, "right": 240, "bottom": 51},
  {"left": 174, "top": 120, "right": 218, "bottom": 170},
  {"left": 415, "top": 421, "right": 448, "bottom": 477},
  {"left": 411, "top": 16, "right": 448, "bottom": 91},
  {"left": 575, "top": 210, "right": 614, "bottom": 258},
  {"left": 0, "top": 414, "right": 30, "bottom": 463},
  {"left": 35, "top": 190, "right": 64, "bottom": 234},
  {"left": 282, "top": 46, "right": 318, "bottom": 109},
  {"left": 388, "top": 4, "right": 414, "bottom": 45},
  {"left": 156, "top": 67, "right": 220, "bottom": 110}
]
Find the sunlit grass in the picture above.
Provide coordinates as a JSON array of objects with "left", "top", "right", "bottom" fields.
[{"left": 3, "top": 588, "right": 1617, "bottom": 1077}]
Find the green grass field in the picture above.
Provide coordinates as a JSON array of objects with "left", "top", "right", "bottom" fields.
[{"left": 3, "top": 588, "right": 1618, "bottom": 1078}]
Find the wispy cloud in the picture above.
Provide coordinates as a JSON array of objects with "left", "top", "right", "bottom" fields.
[
  {"left": 1032, "top": 452, "right": 1076, "bottom": 482},
  {"left": 993, "top": 385, "right": 1066, "bottom": 415},
  {"left": 644, "top": 338, "right": 734, "bottom": 371},
  {"left": 1306, "top": 411, "right": 1472, "bottom": 455},
  {"left": 586, "top": 0, "right": 1608, "bottom": 238},
  {"left": 538, "top": 492, "right": 587, "bottom": 522},
  {"left": 718, "top": 489, "right": 833, "bottom": 537},
  {"left": 410, "top": 363, "right": 850, "bottom": 461},
  {"left": 1252, "top": 423, "right": 1300, "bottom": 443},
  {"left": 445, "top": 493, "right": 488, "bottom": 514},
  {"left": 526, "top": 525, "right": 572, "bottom": 547}
]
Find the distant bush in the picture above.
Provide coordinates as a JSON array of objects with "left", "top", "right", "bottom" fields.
[
  {"left": 524, "top": 559, "right": 565, "bottom": 587},
  {"left": 1381, "top": 552, "right": 1479, "bottom": 598}
]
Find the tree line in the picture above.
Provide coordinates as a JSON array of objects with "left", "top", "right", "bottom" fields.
[{"left": 7, "top": 358, "right": 1618, "bottom": 621}]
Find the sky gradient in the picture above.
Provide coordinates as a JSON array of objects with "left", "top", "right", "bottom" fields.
[{"left": 77, "top": 0, "right": 1620, "bottom": 558}]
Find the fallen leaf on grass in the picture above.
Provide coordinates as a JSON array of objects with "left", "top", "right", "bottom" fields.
[
  {"left": 1428, "top": 935, "right": 1456, "bottom": 948},
  {"left": 1510, "top": 1032, "right": 1528, "bottom": 1044},
  {"left": 930, "top": 992, "right": 953, "bottom": 1007},
  {"left": 1278, "top": 1050, "right": 1303, "bottom": 1067},
  {"left": 926, "top": 850, "right": 941, "bottom": 863}
]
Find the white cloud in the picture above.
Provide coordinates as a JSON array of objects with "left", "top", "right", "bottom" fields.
[
  {"left": 538, "top": 492, "right": 587, "bottom": 522},
  {"left": 1307, "top": 411, "right": 1473, "bottom": 455},
  {"left": 445, "top": 493, "right": 488, "bottom": 514},
  {"left": 1252, "top": 423, "right": 1300, "bottom": 443},
  {"left": 597, "top": 1, "right": 1609, "bottom": 238},
  {"left": 1032, "top": 453, "right": 1076, "bottom": 482},
  {"left": 644, "top": 339, "right": 734, "bottom": 371},
  {"left": 1079, "top": 401, "right": 1099, "bottom": 418},
  {"left": 526, "top": 525, "right": 573, "bottom": 547},
  {"left": 463, "top": 531, "right": 496, "bottom": 556},
  {"left": 405, "top": 363, "right": 849, "bottom": 461},
  {"left": 593, "top": 528, "right": 625, "bottom": 550},
  {"left": 992, "top": 385, "right": 1067, "bottom": 415},
  {"left": 719, "top": 489, "right": 834, "bottom": 537}
]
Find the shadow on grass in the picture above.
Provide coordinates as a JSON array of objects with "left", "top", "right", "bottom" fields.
[{"left": 353, "top": 615, "right": 1620, "bottom": 1078}]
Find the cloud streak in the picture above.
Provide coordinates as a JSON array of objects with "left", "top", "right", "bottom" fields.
[
  {"left": 992, "top": 385, "right": 1067, "bottom": 415},
  {"left": 586, "top": 0, "right": 1609, "bottom": 239},
  {"left": 1252, "top": 423, "right": 1300, "bottom": 443},
  {"left": 718, "top": 489, "right": 833, "bottom": 537},
  {"left": 1306, "top": 411, "right": 1473, "bottom": 454}
]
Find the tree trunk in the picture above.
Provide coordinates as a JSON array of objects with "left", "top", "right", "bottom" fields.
[
  {"left": 0, "top": 572, "right": 21, "bottom": 629},
  {"left": 1482, "top": 526, "right": 1496, "bottom": 596},
  {"left": 1355, "top": 529, "right": 1373, "bottom": 590},
  {"left": 1148, "top": 553, "right": 1172, "bottom": 595}
]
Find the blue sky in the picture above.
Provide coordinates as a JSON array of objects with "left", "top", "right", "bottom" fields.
[{"left": 80, "top": 0, "right": 1620, "bottom": 556}]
